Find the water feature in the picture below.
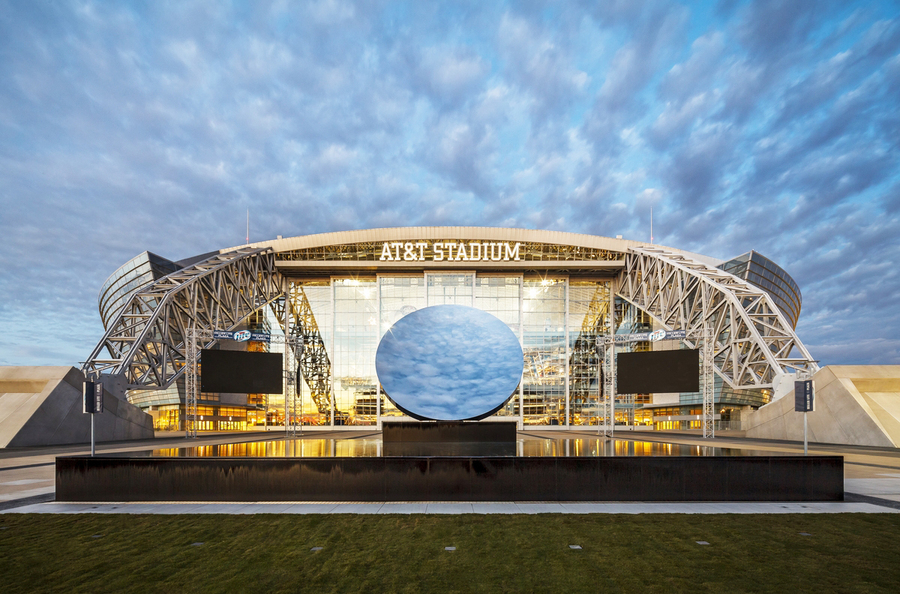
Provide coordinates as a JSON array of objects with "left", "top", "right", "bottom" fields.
[{"left": 146, "top": 435, "right": 781, "bottom": 459}]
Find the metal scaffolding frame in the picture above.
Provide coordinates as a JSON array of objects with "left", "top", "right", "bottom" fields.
[
  {"left": 596, "top": 337, "right": 616, "bottom": 437},
  {"left": 691, "top": 324, "right": 715, "bottom": 438},
  {"left": 600, "top": 328, "right": 716, "bottom": 437},
  {"left": 593, "top": 281, "right": 618, "bottom": 438},
  {"left": 183, "top": 324, "right": 299, "bottom": 438},
  {"left": 184, "top": 325, "right": 199, "bottom": 438}
]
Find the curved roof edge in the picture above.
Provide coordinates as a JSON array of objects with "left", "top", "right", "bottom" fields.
[{"left": 218, "top": 227, "right": 724, "bottom": 267}]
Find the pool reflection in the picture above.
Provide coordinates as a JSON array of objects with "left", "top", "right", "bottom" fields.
[{"left": 152, "top": 437, "right": 767, "bottom": 458}]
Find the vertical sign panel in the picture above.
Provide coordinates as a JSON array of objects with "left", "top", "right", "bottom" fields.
[
  {"left": 83, "top": 382, "right": 104, "bottom": 414},
  {"left": 794, "top": 380, "right": 814, "bottom": 412},
  {"left": 94, "top": 382, "right": 104, "bottom": 414},
  {"left": 83, "top": 381, "right": 95, "bottom": 414}
]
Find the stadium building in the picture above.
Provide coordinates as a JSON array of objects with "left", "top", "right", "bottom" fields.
[{"left": 82, "top": 227, "right": 819, "bottom": 434}]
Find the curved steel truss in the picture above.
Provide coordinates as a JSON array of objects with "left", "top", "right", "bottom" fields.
[
  {"left": 617, "top": 247, "right": 818, "bottom": 390},
  {"left": 82, "top": 248, "right": 282, "bottom": 387},
  {"left": 285, "top": 284, "right": 337, "bottom": 417}
]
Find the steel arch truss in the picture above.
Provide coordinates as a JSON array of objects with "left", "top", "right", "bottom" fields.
[
  {"left": 82, "top": 248, "right": 283, "bottom": 387},
  {"left": 277, "top": 283, "right": 336, "bottom": 417},
  {"left": 617, "top": 247, "right": 817, "bottom": 390}
]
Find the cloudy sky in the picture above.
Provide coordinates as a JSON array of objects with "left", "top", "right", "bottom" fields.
[{"left": 1, "top": 0, "right": 898, "bottom": 368}]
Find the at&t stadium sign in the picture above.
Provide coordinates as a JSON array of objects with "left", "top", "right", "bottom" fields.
[{"left": 379, "top": 241, "right": 521, "bottom": 262}]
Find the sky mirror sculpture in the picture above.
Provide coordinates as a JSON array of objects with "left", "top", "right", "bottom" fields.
[{"left": 375, "top": 305, "right": 524, "bottom": 421}]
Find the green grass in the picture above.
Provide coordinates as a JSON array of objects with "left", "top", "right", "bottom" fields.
[{"left": 1, "top": 514, "right": 900, "bottom": 593}]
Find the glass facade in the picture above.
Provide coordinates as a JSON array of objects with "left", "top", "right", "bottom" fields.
[
  {"left": 475, "top": 276, "right": 522, "bottom": 418},
  {"left": 718, "top": 250, "right": 802, "bottom": 328},
  {"left": 98, "top": 251, "right": 181, "bottom": 328},
  {"left": 378, "top": 276, "right": 426, "bottom": 419},
  {"left": 332, "top": 279, "right": 378, "bottom": 425},
  {"left": 125, "top": 273, "right": 774, "bottom": 432},
  {"left": 290, "top": 273, "right": 616, "bottom": 427},
  {"left": 522, "top": 279, "right": 567, "bottom": 424},
  {"left": 567, "top": 281, "right": 607, "bottom": 425},
  {"left": 144, "top": 404, "right": 250, "bottom": 432}
]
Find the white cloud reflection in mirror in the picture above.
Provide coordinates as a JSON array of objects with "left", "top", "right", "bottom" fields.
[{"left": 375, "top": 304, "right": 524, "bottom": 421}]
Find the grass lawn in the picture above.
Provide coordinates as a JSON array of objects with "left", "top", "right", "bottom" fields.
[{"left": 2, "top": 513, "right": 900, "bottom": 593}]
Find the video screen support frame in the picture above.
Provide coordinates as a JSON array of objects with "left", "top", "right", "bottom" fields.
[
  {"left": 184, "top": 292, "right": 303, "bottom": 438},
  {"left": 598, "top": 325, "right": 715, "bottom": 439}
]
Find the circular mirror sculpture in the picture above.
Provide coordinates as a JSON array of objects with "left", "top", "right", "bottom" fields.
[{"left": 375, "top": 304, "right": 524, "bottom": 421}]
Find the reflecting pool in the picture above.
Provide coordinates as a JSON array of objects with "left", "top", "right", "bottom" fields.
[{"left": 148, "top": 436, "right": 779, "bottom": 458}]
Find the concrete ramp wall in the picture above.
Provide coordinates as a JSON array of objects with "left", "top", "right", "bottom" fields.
[
  {"left": 0, "top": 366, "right": 154, "bottom": 448},
  {"left": 745, "top": 366, "right": 900, "bottom": 448}
]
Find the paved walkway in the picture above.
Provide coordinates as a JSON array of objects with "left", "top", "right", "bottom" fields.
[
  {"left": 8, "top": 500, "right": 894, "bottom": 514},
  {"left": 0, "top": 431, "right": 291, "bottom": 509},
  {"left": 3, "top": 430, "right": 900, "bottom": 514}
]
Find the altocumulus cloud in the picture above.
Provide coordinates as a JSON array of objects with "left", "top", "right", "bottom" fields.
[{"left": 0, "top": 0, "right": 898, "bottom": 366}]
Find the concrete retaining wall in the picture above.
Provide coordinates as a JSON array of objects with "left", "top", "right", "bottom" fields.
[
  {"left": 745, "top": 366, "right": 900, "bottom": 448},
  {"left": 0, "top": 366, "right": 154, "bottom": 448}
]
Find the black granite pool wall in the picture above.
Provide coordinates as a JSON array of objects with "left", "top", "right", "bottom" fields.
[
  {"left": 381, "top": 421, "right": 518, "bottom": 443},
  {"left": 56, "top": 455, "right": 844, "bottom": 502}
]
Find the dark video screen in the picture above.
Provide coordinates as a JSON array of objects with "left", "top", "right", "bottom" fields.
[
  {"left": 616, "top": 349, "right": 699, "bottom": 394},
  {"left": 200, "top": 349, "right": 283, "bottom": 394}
]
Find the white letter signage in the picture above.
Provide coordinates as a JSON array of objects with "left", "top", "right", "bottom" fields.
[{"left": 377, "top": 241, "right": 521, "bottom": 262}]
